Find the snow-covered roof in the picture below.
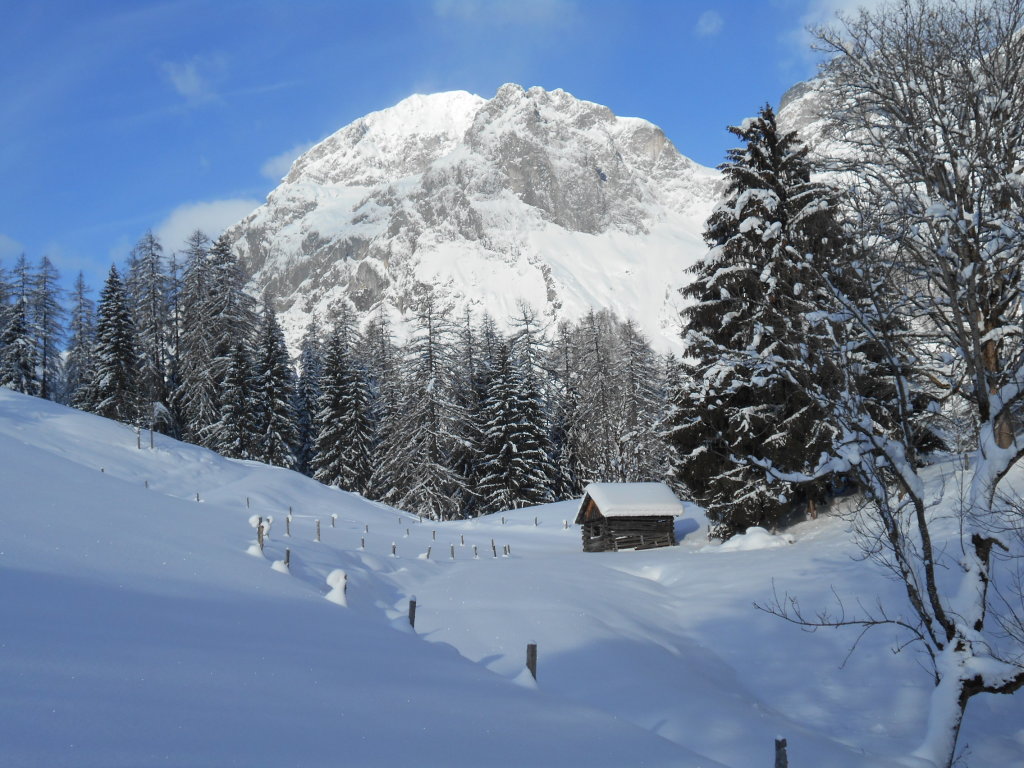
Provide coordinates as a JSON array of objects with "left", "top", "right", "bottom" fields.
[{"left": 578, "top": 482, "right": 684, "bottom": 520}]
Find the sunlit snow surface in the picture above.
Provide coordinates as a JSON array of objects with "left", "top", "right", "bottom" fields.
[{"left": 1, "top": 388, "right": 1022, "bottom": 766}]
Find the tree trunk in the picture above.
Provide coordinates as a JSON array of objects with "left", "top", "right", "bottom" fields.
[{"left": 912, "top": 665, "right": 968, "bottom": 768}]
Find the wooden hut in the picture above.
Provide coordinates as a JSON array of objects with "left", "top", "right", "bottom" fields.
[{"left": 575, "top": 482, "right": 683, "bottom": 552}]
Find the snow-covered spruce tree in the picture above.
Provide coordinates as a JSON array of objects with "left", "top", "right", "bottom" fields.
[
  {"left": 89, "top": 265, "right": 139, "bottom": 424},
  {"left": 250, "top": 297, "right": 298, "bottom": 469},
  {"left": 172, "top": 231, "right": 218, "bottom": 444},
  {"left": 31, "top": 256, "right": 64, "bottom": 401},
  {"left": 0, "top": 298, "right": 37, "bottom": 395},
  {"left": 360, "top": 310, "right": 400, "bottom": 502},
  {"left": 175, "top": 232, "right": 257, "bottom": 448},
  {"left": 126, "top": 231, "right": 171, "bottom": 427},
  {"left": 370, "top": 295, "right": 465, "bottom": 519},
  {"left": 668, "top": 105, "right": 842, "bottom": 538},
  {"left": 210, "top": 342, "right": 257, "bottom": 460},
  {"left": 293, "top": 314, "right": 324, "bottom": 476},
  {"left": 311, "top": 307, "right": 374, "bottom": 493},
  {"left": 476, "top": 341, "right": 555, "bottom": 513},
  {"left": 760, "top": 4, "right": 1024, "bottom": 766},
  {"left": 62, "top": 272, "right": 97, "bottom": 407}
]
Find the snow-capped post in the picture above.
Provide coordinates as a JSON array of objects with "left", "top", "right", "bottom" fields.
[
  {"left": 257, "top": 517, "right": 265, "bottom": 551},
  {"left": 526, "top": 643, "right": 537, "bottom": 680},
  {"left": 563, "top": 520, "right": 568, "bottom": 530},
  {"left": 774, "top": 738, "right": 787, "bottom": 768},
  {"left": 449, "top": 544, "right": 455, "bottom": 560},
  {"left": 284, "top": 548, "right": 291, "bottom": 569},
  {"left": 315, "top": 519, "right": 321, "bottom": 542},
  {"left": 408, "top": 596, "right": 417, "bottom": 629}
]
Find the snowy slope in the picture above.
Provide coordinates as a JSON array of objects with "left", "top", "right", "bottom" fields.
[
  {"left": 2, "top": 388, "right": 1022, "bottom": 766},
  {"left": 228, "top": 85, "right": 720, "bottom": 352}
]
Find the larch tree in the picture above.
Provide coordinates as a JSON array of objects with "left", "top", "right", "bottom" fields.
[
  {"left": 62, "top": 272, "right": 97, "bottom": 408},
  {"left": 31, "top": 256, "right": 64, "bottom": 401},
  {"left": 371, "top": 295, "right": 465, "bottom": 519}
]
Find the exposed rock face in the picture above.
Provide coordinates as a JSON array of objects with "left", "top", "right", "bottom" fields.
[{"left": 228, "top": 84, "right": 722, "bottom": 350}]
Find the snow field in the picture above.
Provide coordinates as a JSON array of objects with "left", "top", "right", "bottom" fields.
[{"left": 1, "top": 388, "right": 1021, "bottom": 766}]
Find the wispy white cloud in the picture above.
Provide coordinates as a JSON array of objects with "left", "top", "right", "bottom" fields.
[
  {"left": 433, "top": 0, "right": 575, "bottom": 26},
  {"left": 260, "top": 141, "right": 316, "bottom": 182},
  {"left": 695, "top": 10, "right": 723, "bottom": 37},
  {"left": 161, "top": 55, "right": 226, "bottom": 106},
  {"left": 0, "top": 233, "right": 24, "bottom": 259},
  {"left": 154, "top": 198, "right": 261, "bottom": 253}
]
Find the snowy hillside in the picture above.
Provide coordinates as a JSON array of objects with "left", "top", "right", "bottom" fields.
[
  {"left": 2, "top": 388, "right": 1022, "bottom": 766},
  {"left": 228, "top": 85, "right": 721, "bottom": 352}
]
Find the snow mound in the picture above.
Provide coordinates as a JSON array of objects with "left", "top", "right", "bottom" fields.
[{"left": 708, "top": 526, "right": 795, "bottom": 552}]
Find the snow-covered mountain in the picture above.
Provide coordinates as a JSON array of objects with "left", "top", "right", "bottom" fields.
[{"left": 228, "top": 84, "right": 721, "bottom": 350}]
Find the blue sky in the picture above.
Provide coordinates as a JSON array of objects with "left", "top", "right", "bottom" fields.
[{"left": 0, "top": 0, "right": 856, "bottom": 289}]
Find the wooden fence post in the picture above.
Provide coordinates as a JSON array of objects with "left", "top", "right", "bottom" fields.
[
  {"left": 450, "top": 544, "right": 455, "bottom": 560},
  {"left": 286, "top": 516, "right": 291, "bottom": 537},
  {"left": 391, "top": 542, "right": 397, "bottom": 557},
  {"left": 408, "top": 597, "right": 417, "bottom": 629},
  {"left": 774, "top": 738, "right": 788, "bottom": 768},
  {"left": 460, "top": 534, "right": 465, "bottom": 546},
  {"left": 473, "top": 544, "right": 478, "bottom": 558},
  {"left": 284, "top": 548, "right": 290, "bottom": 569},
  {"left": 257, "top": 517, "right": 264, "bottom": 551},
  {"left": 315, "top": 519, "right": 321, "bottom": 542},
  {"left": 246, "top": 496, "right": 250, "bottom": 509},
  {"left": 526, "top": 643, "right": 538, "bottom": 680},
  {"left": 195, "top": 492, "right": 200, "bottom": 503},
  {"left": 360, "top": 537, "right": 365, "bottom": 550}
]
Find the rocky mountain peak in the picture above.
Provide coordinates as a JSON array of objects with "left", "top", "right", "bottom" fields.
[{"left": 228, "top": 84, "right": 721, "bottom": 351}]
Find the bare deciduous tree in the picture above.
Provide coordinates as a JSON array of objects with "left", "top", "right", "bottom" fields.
[{"left": 762, "top": 2, "right": 1024, "bottom": 766}]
